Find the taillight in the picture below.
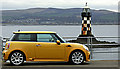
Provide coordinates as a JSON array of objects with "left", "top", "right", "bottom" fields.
[{"left": 6, "top": 43, "right": 10, "bottom": 49}]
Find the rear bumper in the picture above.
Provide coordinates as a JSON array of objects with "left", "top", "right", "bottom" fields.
[{"left": 2, "top": 50, "right": 9, "bottom": 61}]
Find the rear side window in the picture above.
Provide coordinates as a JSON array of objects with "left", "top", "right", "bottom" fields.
[{"left": 11, "top": 34, "right": 36, "bottom": 41}]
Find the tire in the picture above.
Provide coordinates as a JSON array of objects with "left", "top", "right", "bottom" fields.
[
  {"left": 9, "top": 52, "right": 24, "bottom": 65},
  {"left": 69, "top": 51, "right": 84, "bottom": 65}
]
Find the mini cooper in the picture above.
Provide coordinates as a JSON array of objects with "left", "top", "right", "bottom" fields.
[{"left": 2, "top": 31, "right": 90, "bottom": 65}]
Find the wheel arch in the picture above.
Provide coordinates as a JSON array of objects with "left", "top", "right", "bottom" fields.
[{"left": 8, "top": 50, "right": 26, "bottom": 61}]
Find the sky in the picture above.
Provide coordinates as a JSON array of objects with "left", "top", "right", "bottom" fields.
[{"left": 1, "top": 0, "right": 119, "bottom": 12}]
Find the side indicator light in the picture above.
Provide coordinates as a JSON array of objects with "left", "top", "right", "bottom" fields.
[{"left": 7, "top": 43, "right": 10, "bottom": 49}]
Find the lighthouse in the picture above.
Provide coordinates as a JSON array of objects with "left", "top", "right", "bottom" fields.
[
  {"left": 80, "top": 3, "right": 92, "bottom": 36},
  {"left": 69, "top": 3, "right": 111, "bottom": 45}
]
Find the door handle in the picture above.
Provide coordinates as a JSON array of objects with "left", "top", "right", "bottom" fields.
[
  {"left": 36, "top": 44, "right": 41, "bottom": 47},
  {"left": 66, "top": 45, "right": 71, "bottom": 47}
]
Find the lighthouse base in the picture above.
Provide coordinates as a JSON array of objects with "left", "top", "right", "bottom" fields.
[
  {"left": 78, "top": 34, "right": 94, "bottom": 37},
  {"left": 77, "top": 34, "right": 97, "bottom": 44},
  {"left": 68, "top": 34, "right": 116, "bottom": 47}
]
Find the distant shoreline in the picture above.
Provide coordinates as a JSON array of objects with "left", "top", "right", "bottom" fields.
[{"left": 1, "top": 24, "right": 120, "bottom": 26}]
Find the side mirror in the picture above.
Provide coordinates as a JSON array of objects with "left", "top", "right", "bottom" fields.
[{"left": 56, "top": 40, "right": 60, "bottom": 45}]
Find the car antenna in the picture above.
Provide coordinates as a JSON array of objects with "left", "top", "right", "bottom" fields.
[{"left": 18, "top": 30, "right": 20, "bottom": 32}]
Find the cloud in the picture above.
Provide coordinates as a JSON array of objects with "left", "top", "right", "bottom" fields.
[{"left": 1, "top": 0, "right": 119, "bottom": 11}]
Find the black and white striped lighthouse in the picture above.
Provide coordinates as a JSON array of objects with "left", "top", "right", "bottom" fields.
[
  {"left": 80, "top": 3, "right": 92, "bottom": 36},
  {"left": 71, "top": 3, "right": 100, "bottom": 44}
]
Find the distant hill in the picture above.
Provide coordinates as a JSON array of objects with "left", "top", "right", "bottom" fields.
[{"left": 1, "top": 8, "right": 119, "bottom": 25}]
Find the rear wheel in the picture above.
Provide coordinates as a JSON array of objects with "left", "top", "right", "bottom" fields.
[
  {"left": 9, "top": 52, "right": 24, "bottom": 65},
  {"left": 69, "top": 51, "right": 84, "bottom": 64}
]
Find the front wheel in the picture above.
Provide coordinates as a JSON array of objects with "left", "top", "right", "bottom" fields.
[
  {"left": 9, "top": 52, "right": 24, "bottom": 65},
  {"left": 69, "top": 51, "right": 84, "bottom": 64}
]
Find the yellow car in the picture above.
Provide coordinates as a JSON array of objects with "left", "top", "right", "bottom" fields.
[{"left": 2, "top": 31, "right": 90, "bottom": 65}]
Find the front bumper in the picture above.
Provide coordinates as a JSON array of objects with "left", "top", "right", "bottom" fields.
[{"left": 85, "top": 51, "right": 90, "bottom": 62}]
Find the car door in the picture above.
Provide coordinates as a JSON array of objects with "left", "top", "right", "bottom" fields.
[{"left": 35, "top": 33, "right": 65, "bottom": 59}]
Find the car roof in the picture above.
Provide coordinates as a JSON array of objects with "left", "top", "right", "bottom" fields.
[{"left": 13, "top": 31, "right": 56, "bottom": 34}]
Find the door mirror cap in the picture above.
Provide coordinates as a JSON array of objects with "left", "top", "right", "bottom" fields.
[{"left": 56, "top": 40, "right": 60, "bottom": 45}]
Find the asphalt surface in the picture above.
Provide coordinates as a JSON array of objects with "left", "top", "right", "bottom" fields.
[{"left": 1, "top": 60, "right": 120, "bottom": 69}]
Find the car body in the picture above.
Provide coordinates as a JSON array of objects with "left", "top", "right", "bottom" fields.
[{"left": 2, "top": 31, "right": 90, "bottom": 65}]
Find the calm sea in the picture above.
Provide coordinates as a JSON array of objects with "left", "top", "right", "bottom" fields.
[{"left": 1, "top": 25, "right": 119, "bottom": 43}]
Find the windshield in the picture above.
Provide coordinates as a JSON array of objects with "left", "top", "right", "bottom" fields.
[{"left": 56, "top": 34, "right": 66, "bottom": 43}]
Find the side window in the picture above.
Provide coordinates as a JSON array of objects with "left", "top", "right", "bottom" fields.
[
  {"left": 37, "top": 34, "right": 55, "bottom": 42},
  {"left": 19, "top": 34, "right": 31, "bottom": 40},
  {"left": 12, "top": 34, "right": 36, "bottom": 41}
]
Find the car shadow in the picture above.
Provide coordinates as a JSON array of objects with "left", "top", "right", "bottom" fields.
[{"left": 3, "top": 62, "right": 90, "bottom": 66}]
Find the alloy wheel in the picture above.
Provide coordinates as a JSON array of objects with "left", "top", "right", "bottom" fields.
[
  {"left": 10, "top": 52, "right": 24, "bottom": 65},
  {"left": 71, "top": 51, "right": 84, "bottom": 64}
]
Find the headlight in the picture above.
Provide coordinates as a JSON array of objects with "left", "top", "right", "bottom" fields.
[{"left": 82, "top": 45, "right": 89, "bottom": 51}]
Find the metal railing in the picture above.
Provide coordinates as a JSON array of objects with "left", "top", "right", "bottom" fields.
[
  {"left": 1, "top": 36, "right": 120, "bottom": 60},
  {"left": 63, "top": 36, "right": 120, "bottom": 59}
]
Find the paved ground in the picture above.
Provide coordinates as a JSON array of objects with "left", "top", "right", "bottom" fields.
[{"left": 1, "top": 60, "right": 120, "bottom": 69}]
